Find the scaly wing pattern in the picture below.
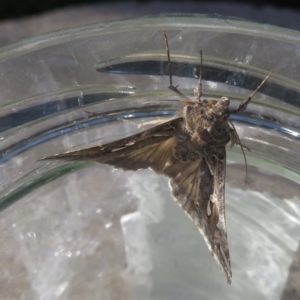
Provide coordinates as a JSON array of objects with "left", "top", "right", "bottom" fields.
[
  {"left": 40, "top": 118, "right": 182, "bottom": 173},
  {"left": 41, "top": 117, "right": 231, "bottom": 283},
  {"left": 164, "top": 147, "right": 232, "bottom": 283}
]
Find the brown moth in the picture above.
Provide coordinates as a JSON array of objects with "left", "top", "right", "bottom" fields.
[{"left": 40, "top": 31, "right": 272, "bottom": 284}]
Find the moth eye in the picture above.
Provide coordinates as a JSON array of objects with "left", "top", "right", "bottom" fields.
[
  {"left": 200, "top": 109, "right": 205, "bottom": 115},
  {"left": 216, "top": 126, "right": 224, "bottom": 133}
]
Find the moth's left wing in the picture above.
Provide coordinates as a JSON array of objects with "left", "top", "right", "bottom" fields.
[
  {"left": 164, "top": 147, "right": 232, "bottom": 283},
  {"left": 40, "top": 117, "right": 183, "bottom": 173}
]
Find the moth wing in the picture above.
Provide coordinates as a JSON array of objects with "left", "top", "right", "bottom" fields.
[
  {"left": 95, "top": 136, "right": 176, "bottom": 172},
  {"left": 164, "top": 147, "right": 232, "bottom": 283},
  {"left": 40, "top": 118, "right": 182, "bottom": 173}
]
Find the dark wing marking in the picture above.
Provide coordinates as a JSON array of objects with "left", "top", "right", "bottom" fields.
[
  {"left": 95, "top": 136, "right": 176, "bottom": 172},
  {"left": 40, "top": 118, "right": 183, "bottom": 172},
  {"left": 164, "top": 147, "right": 232, "bottom": 283}
]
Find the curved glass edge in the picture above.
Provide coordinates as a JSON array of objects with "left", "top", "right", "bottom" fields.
[
  {"left": 1, "top": 14, "right": 300, "bottom": 62},
  {"left": 0, "top": 162, "right": 89, "bottom": 211},
  {"left": 95, "top": 51, "right": 300, "bottom": 94},
  {"left": 1, "top": 144, "right": 298, "bottom": 213}
]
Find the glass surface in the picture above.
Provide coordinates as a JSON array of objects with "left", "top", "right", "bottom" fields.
[{"left": 0, "top": 14, "right": 300, "bottom": 300}]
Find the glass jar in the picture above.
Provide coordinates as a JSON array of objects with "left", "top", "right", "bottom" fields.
[{"left": 0, "top": 15, "right": 299, "bottom": 300}]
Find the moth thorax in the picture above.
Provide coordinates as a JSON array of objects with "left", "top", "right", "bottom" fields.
[
  {"left": 183, "top": 105, "right": 202, "bottom": 131},
  {"left": 209, "top": 120, "right": 231, "bottom": 142}
]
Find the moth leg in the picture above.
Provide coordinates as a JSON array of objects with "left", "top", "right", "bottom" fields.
[
  {"left": 235, "top": 70, "right": 273, "bottom": 113},
  {"left": 131, "top": 119, "right": 171, "bottom": 129},
  {"left": 204, "top": 148, "right": 226, "bottom": 177},
  {"left": 83, "top": 110, "right": 105, "bottom": 117},
  {"left": 229, "top": 128, "right": 250, "bottom": 151},
  {"left": 163, "top": 30, "right": 193, "bottom": 103},
  {"left": 84, "top": 110, "right": 137, "bottom": 125},
  {"left": 228, "top": 124, "right": 250, "bottom": 182},
  {"left": 194, "top": 50, "right": 203, "bottom": 102},
  {"left": 85, "top": 110, "right": 170, "bottom": 130},
  {"left": 83, "top": 110, "right": 141, "bottom": 129}
]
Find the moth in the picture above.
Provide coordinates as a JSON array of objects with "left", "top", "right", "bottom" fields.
[{"left": 40, "top": 31, "right": 272, "bottom": 284}]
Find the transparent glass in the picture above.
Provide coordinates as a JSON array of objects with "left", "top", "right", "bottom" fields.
[{"left": 0, "top": 14, "right": 300, "bottom": 300}]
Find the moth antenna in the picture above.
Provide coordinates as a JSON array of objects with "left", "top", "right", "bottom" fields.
[
  {"left": 194, "top": 50, "right": 203, "bottom": 102},
  {"left": 84, "top": 110, "right": 139, "bottom": 126},
  {"left": 83, "top": 110, "right": 104, "bottom": 117},
  {"left": 163, "top": 30, "right": 194, "bottom": 104},
  {"left": 143, "top": 99, "right": 195, "bottom": 106},
  {"left": 235, "top": 70, "right": 273, "bottom": 113},
  {"left": 229, "top": 119, "right": 249, "bottom": 183},
  {"left": 84, "top": 110, "right": 169, "bottom": 130},
  {"left": 163, "top": 29, "right": 173, "bottom": 87}
]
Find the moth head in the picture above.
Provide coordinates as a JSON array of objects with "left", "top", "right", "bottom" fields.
[
  {"left": 203, "top": 97, "right": 230, "bottom": 120},
  {"left": 212, "top": 97, "right": 230, "bottom": 116}
]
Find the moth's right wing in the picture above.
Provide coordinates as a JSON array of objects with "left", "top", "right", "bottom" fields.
[
  {"left": 164, "top": 148, "right": 232, "bottom": 283},
  {"left": 40, "top": 117, "right": 183, "bottom": 173}
]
